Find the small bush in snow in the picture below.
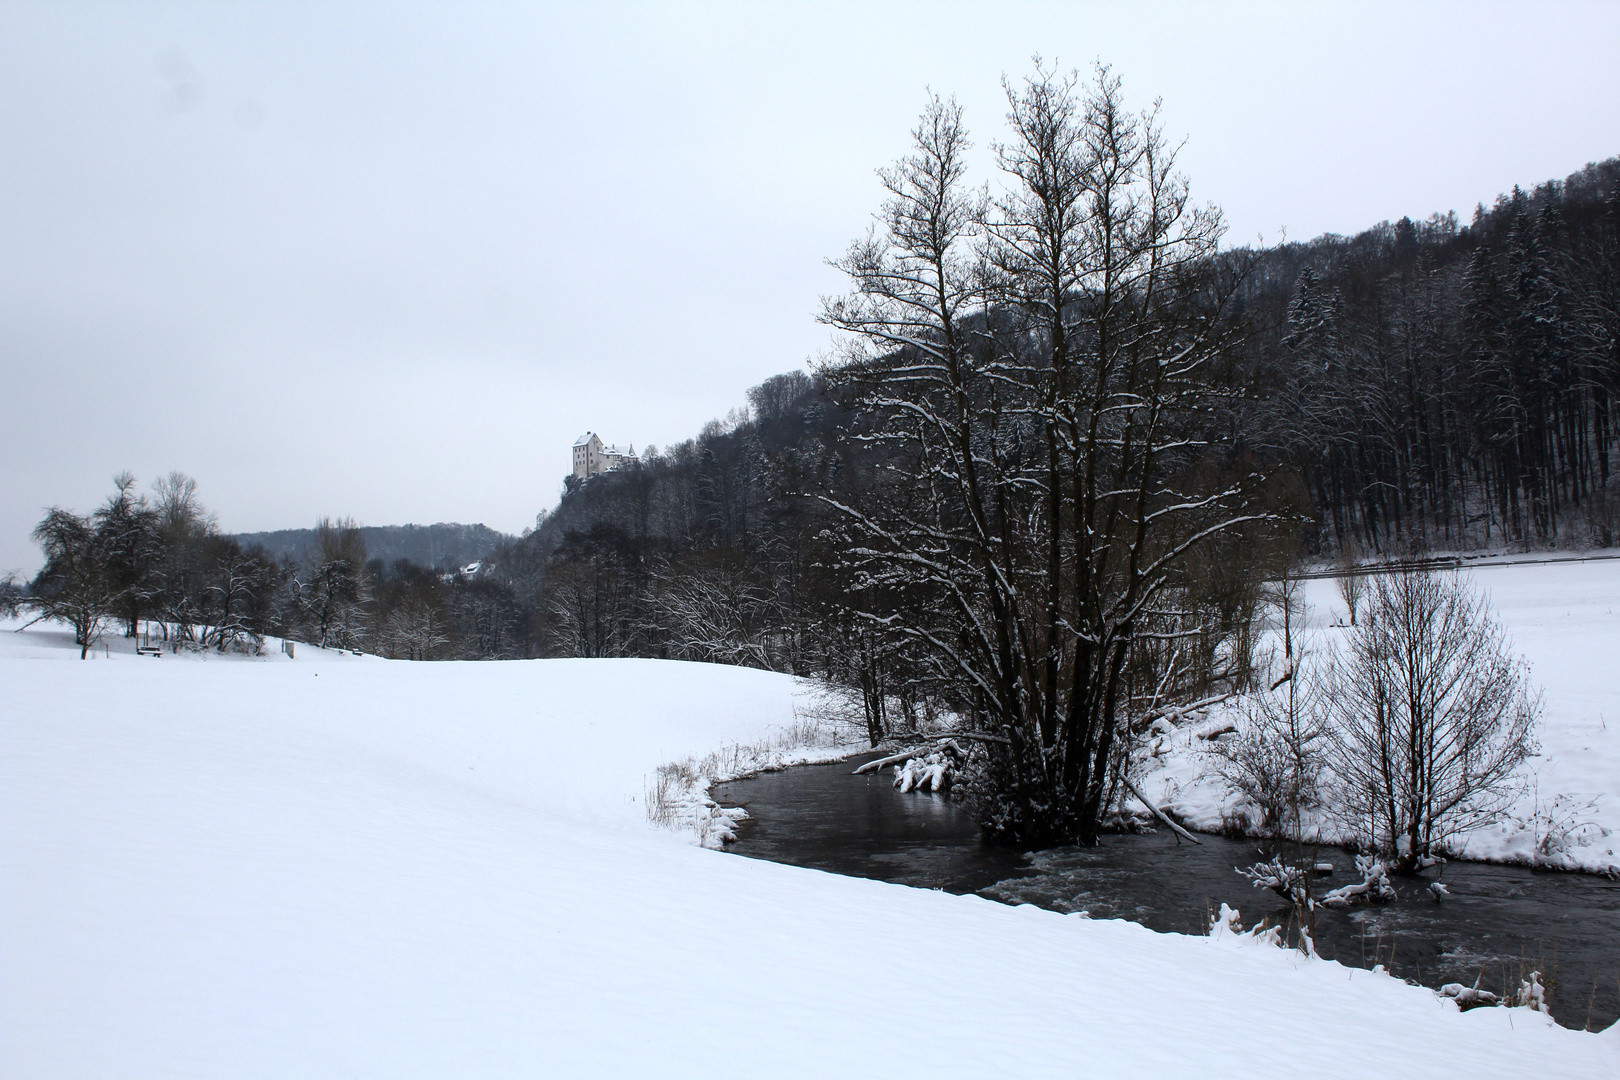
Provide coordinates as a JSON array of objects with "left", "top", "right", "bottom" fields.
[
  {"left": 1214, "top": 650, "right": 1326, "bottom": 840},
  {"left": 1238, "top": 858, "right": 1313, "bottom": 909},
  {"left": 1530, "top": 793, "right": 1608, "bottom": 867}
]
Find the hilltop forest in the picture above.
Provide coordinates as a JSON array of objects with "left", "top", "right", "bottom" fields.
[{"left": 492, "top": 153, "right": 1620, "bottom": 653}]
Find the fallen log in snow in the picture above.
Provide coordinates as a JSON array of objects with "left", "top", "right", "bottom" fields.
[
  {"left": 852, "top": 749, "right": 925, "bottom": 775},
  {"left": 850, "top": 735, "right": 982, "bottom": 775},
  {"left": 1122, "top": 777, "right": 1201, "bottom": 845}
]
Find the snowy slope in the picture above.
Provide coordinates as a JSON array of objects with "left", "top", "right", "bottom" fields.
[
  {"left": 1141, "top": 558, "right": 1620, "bottom": 874},
  {"left": 2, "top": 618, "right": 1614, "bottom": 1077}
]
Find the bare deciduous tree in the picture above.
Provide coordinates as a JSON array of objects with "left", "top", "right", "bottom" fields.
[
  {"left": 292, "top": 516, "right": 372, "bottom": 649},
  {"left": 648, "top": 556, "right": 779, "bottom": 669},
  {"left": 1325, "top": 569, "right": 1539, "bottom": 873},
  {"left": 378, "top": 600, "right": 450, "bottom": 660},
  {"left": 95, "top": 472, "right": 162, "bottom": 638},
  {"left": 1334, "top": 549, "right": 1365, "bottom": 627},
  {"left": 28, "top": 508, "right": 118, "bottom": 657},
  {"left": 819, "top": 65, "right": 1269, "bottom": 845},
  {"left": 1218, "top": 647, "right": 1327, "bottom": 841}
]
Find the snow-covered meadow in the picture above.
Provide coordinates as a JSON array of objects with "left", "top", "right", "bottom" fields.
[
  {"left": 2, "top": 608, "right": 1615, "bottom": 1077},
  {"left": 1141, "top": 557, "right": 1620, "bottom": 876}
]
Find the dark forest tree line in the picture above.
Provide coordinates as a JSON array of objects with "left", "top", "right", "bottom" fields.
[
  {"left": 1248, "top": 161, "right": 1620, "bottom": 554},
  {"left": 502, "top": 166, "right": 1620, "bottom": 688}
]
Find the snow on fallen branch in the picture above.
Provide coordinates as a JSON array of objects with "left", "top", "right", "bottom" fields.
[
  {"left": 1132, "top": 692, "right": 1236, "bottom": 733},
  {"left": 1437, "top": 980, "right": 1500, "bottom": 1010},
  {"left": 1438, "top": 971, "right": 1549, "bottom": 1016},
  {"left": 853, "top": 748, "right": 931, "bottom": 775},
  {"left": 1318, "top": 855, "right": 1397, "bottom": 907},
  {"left": 1206, "top": 903, "right": 1281, "bottom": 949},
  {"left": 1122, "top": 776, "right": 1202, "bottom": 845},
  {"left": 892, "top": 751, "right": 953, "bottom": 793},
  {"left": 850, "top": 736, "right": 976, "bottom": 775},
  {"left": 853, "top": 738, "right": 970, "bottom": 793}
]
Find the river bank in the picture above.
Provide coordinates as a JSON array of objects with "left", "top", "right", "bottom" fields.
[{"left": 717, "top": 752, "right": 1620, "bottom": 1032}]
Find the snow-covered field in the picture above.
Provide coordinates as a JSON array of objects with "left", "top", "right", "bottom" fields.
[
  {"left": 1142, "top": 558, "right": 1620, "bottom": 875},
  {"left": 3, "top": 614, "right": 1615, "bottom": 1077}
]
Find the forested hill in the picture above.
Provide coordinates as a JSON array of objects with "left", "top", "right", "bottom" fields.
[
  {"left": 231, "top": 522, "right": 514, "bottom": 571},
  {"left": 1236, "top": 157, "right": 1620, "bottom": 555},
  {"left": 21, "top": 157, "right": 1616, "bottom": 680},
  {"left": 484, "top": 154, "right": 1620, "bottom": 674}
]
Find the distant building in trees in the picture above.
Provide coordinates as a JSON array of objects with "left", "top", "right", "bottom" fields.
[{"left": 572, "top": 433, "right": 637, "bottom": 480}]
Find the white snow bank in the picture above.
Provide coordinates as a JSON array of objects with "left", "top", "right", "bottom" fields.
[
  {"left": 1140, "top": 558, "right": 1620, "bottom": 875},
  {"left": 2, "top": 617, "right": 1614, "bottom": 1077}
]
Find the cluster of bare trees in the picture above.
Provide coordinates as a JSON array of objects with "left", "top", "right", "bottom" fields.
[
  {"left": 1219, "top": 568, "right": 1538, "bottom": 876},
  {"left": 364, "top": 559, "right": 531, "bottom": 661},
  {"left": 24, "top": 473, "right": 279, "bottom": 656},
  {"left": 817, "top": 64, "right": 1282, "bottom": 845},
  {"left": 539, "top": 551, "right": 789, "bottom": 667},
  {"left": 17, "top": 475, "right": 531, "bottom": 660},
  {"left": 1325, "top": 570, "right": 1538, "bottom": 871},
  {"left": 283, "top": 516, "right": 372, "bottom": 650}
]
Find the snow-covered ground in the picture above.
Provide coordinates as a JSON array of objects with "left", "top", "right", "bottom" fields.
[
  {"left": 1141, "top": 558, "right": 1620, "bottom": 875},
  {"left": 3, "top": 616, "right": 1615, "bottom": 1077}
]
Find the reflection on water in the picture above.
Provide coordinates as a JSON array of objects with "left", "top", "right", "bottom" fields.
[
  {"left": 717, "top": 753, "right": 1620, "bottom": 1031},
  {"left": 714, "top": 752, "right": 1031, "bottom": 893}
]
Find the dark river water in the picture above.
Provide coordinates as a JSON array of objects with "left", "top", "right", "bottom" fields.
[{"left": 715, "top": 753, "right": 1620, "bottom": 1032}]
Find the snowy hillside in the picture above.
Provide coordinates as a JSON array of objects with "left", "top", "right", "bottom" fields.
[
  {"left": 1140, "top": 558, "right": 1620, "bottom": 876},
  {"left": 2, "top": 616, "right": 1614, "bottom": 1077}
]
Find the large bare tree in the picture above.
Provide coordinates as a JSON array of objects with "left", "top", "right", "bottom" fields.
[{"left": 819, "top": 65, "right": 1269, "bottom": 845}]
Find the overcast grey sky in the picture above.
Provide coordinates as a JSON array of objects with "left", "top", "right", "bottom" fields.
[{"left": 3, "top": 0, "right": 1618, "bottom": 573}]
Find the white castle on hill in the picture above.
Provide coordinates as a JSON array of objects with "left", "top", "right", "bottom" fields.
[{"left": 572, "top": 432, "right": 637, "bottom": 480}]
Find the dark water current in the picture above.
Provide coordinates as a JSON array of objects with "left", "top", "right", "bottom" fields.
[{"left": 715, "top": 753, "right": 1620, "bottom": 1032}]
